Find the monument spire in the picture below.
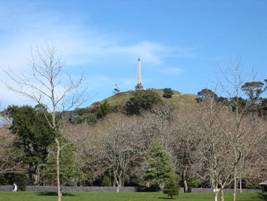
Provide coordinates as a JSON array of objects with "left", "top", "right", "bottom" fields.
[{"left": 135, "top": 58, "right": 144, "bottom": 90}]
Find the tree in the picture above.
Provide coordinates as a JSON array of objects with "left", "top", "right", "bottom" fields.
[
  {"left": 220, "top": 66, "right": 267, "bottom": 201},
  {"left": 144, "top": 142, "right": 173, "bottom": 189},
  {"left": 163, "top": 171, "right": 180, "bottom": 199},
  {"left": 241, "top": 81, "right": 265, "bottom": 102},
  {"left": 163, "top": 88, "right": 174, "bottom": 98},
  {"left": 124, "top": 90, "right": 162, "bottom": 115},
  {"left": 219, "top": 65, "right": 249, "bottom": 201},
  {"left": 197, "top": 88, "right": 218, "bottom": 103},
  {"left": 40, "top": 140, "right": 80, "bottom": 186},
  {"left": 0, "top": 126, "right": 24, "bottom": 174},
  {"left": 5, "top": 46, "right": 85, "bottom": 201},
  {"left": 197, "top": 98, "right": 231, "bottom": 201},
  {"left": 96, "top": 101, "right": 111, "bottom": 119},
  {"left": 170, "top": 106, "right": 202, "bottom": 193},
  {"left": 7, "top": 105, "right": 55, "bottom": 184},
  {"left": 101, "top": 114, "right": 147, "bottom": 192}
]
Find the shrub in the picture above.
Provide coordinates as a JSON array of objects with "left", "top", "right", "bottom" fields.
[
  {"left": 96, "top": 101, "right": 112, "bottom": 118},
  {"left": 163, "top": 88, "right": 174, "bottom": 98},
  {"left": 101, "top": 175, "right": 112, "bottom": 186},
  {"left": 70, "top": 101, "right": 111, "bottom": 124},
  {"left": 125, "top": 90, "right": 162, "bottom": 115},
  {"left": 163, "top": 172, "right": 180, "bottom": 199},
  {"left": 83, "top": 113, "right": 98, "bottom": 124},
  {"left": 4, "top": 173, "right": 27, "bottom": 191}
]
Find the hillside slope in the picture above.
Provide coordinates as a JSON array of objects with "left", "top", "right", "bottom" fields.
[{"left": 103, "top": 89, "right": 196, "bottom": 108}]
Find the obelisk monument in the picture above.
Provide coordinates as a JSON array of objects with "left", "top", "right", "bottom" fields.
[{"left": 135, "top": 58, "right": 144, "bottom": 90}]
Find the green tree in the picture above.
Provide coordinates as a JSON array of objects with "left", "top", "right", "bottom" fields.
[
  {"left": 241, "top": 81, "right": 265, "bottom": 101},
  {"left": 125, "top": 90, "right": 162, "bottom": 115},
  {"left": 241, "top": 81, "right": 265, "bottom": 116},
  {"left": 40, "top": 140, "right": 80, "bottom": 186},
  {"left": 163, "top": 171, "right": 180, "bottom": 199},
  {"left": 144, "top": 143, "right": 172, "bottom": 188},
  {"left": 7, "top": 105, "right": 55, "bottom": 184}
]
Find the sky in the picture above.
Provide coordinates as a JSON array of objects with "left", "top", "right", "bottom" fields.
[{"left": 0, "top": 0, "right": 266, "bottom": 108}]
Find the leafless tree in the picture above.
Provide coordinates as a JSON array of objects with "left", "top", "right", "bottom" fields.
[
  {"left": 95, "top": 113, "right": 152, "bottom": 192},
  {"left": 168, "top": 105, "right": 202, "bottom": 193},
  {"left": 219, "top": 64, "right": 264, "bottom": 201},
  {"left": 4, "top": 46, "right": 86, "bottom": 201},
  {"left": 196, "top": 97, "right": 231, "bottom": 201}
]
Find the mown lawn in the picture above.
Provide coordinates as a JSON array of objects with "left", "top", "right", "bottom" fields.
[{"left": 0, "top": 192, "right": 266, "bottom": 201}]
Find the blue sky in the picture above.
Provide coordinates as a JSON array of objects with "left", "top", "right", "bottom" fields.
[{"left": 0, "top": 0, "right": 266, "bottom": 107}]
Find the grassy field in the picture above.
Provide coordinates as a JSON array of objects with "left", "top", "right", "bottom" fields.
[{"left": 0, "top": 192, "right": 265, "bottom": 201}]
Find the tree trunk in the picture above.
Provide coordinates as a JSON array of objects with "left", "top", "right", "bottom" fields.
[
  {"left": 214, "top": 190, "right": 219, "bottom": 201},
  {"left": 239, "top": 177, "right": 242, "bottom": 193},
  {"left": 232, "top": 166, "right": 237, "bottom": 201},
  {"left": 183, "top": 170, "right": 189, "bottom": 193},
  {"left": 55, "top": 138, "right": 62, "bottom": 201},
  {"left": 220, "top": 188, "right": 225, "bottom": 201},
  {"left": 28, "top": 163, "right": 37, "bottom": 185},
  {"left": 184, "top": 179, "right": 189, "bottom": 193},
  {"left": 116, "top": 184, "right": 121, "bottom": 192}
]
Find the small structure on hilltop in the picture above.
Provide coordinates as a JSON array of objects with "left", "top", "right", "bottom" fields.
[
  {"left": 113, "top": 84, "right": 120, "bottom": 95},
  {"left": 260, "top": 180, "right": 267, "bottom": 192},
  {"left": 135, "top": 58, "right": 144, "bottom": 90}
]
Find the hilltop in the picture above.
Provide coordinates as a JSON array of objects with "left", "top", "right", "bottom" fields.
[
  {"left": 104, "top": 89, "right": 196, "bottom": 108},
  {"left": 68, "top": 89, "right": 197, "bottom": 125}
]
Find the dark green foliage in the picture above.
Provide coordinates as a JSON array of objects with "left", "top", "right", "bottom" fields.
[
  {"left": 144, "top": 143, "right": 172, "bottom": 187},
  {"left": 163, "top": 88, "right": 174, "bottom": 98},
  {"left": 163, "top": 171, "right": 180, "bottom": 199},
  {"left": 229, "top": 97, "right": 247, "bottom": 112},
  {"left": 1, "top": 173, "right": 27, "bottom": 191},
  {"left": 125, "top": 90, "right": 162, "bottom": 115},
  {"left": 96, "top": 101, "right": 112, "bottom": 118},
  {"left": 101, "top": 175, "right": 112, "bottom": 186},
  {"left": 71, "top": 101, "right": 111, "bottom": 124},
  {"left": 40, "top": 140, "right": 80, "bottom": 186},
  {"left": 7, "top": 105, "right": 55, "bottom": 184}
]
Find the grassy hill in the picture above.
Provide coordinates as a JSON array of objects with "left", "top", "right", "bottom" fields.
[
  {"left": 103, "top": 89, "right": 196, "bottom": 108},
  {"left": 69, "top": 89, "right": 197, "bottom": 124}
]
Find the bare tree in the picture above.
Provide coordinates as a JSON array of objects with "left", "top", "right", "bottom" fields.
[
  {"left": 196, "top": 97, "right": 231, "bottom": 201},
  {"left": 5, "top": 46, "right": 86, "bottom": 201},
  {"left": 169, "top": 105, "right": 202, "bottom": 193},
  {"left": 219, "top": 64, "right": 262, "bottom": 201},
  {"left": 99, "top": 113, "right": 150, "bottom": 192}
]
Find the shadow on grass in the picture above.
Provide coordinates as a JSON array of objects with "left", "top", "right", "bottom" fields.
[
  {"left": 37, "top": 192, "right": 76, "bottom": 197},
  {"left": 258, "top": 193, "right": 267, "bottom": 201},
  {"left": 158, "top": 196, "right": 177, "bottom": 200}
]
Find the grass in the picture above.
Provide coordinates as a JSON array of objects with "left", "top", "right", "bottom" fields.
[
  {"left": 0, "top": 192, "right": 265, "bottom": 201},
  {"left": 104, "top": 89, "right": 197, "bottom": 108}
]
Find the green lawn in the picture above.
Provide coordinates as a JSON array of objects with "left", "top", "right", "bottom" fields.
[{"left": 0, "top": 192, "right": 265, "bottom": 201}]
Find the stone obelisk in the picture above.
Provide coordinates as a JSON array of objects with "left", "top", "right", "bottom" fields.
[{"left": 135, "top": 58, "right": 144, "bottom": 90}]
